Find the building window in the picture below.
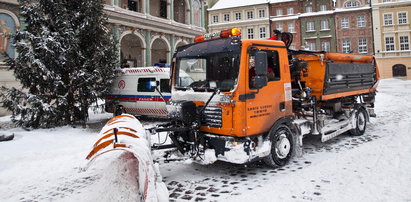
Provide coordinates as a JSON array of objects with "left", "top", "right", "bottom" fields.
[
  {"left": 248, "top": 28, "right": 254, "bottom": 39},
  {"left": 306, "top": 6, "right": 313, "bottom": 13},
  {"left": 344, "top": 1, "right": 359, "bottom": 8},
  {"left": 213, "top": 15, "right": 218, "bottom": 23},
  {"left": 384, "top": 13, "right": 393, "bottom": 25},
  {"left": 341, "top": 17, "right": 349, "bottom": 28},
  {"left": 385, "top": 37, "right": 395, "bottom": 51},
  {"left": 307, "top": 42, "right": 316, "bottom": 51},
  {"left": 287, "top": 8, "right": 294, "bottom": 15},
  {"left": 357, "top": 16, "right": 366, "bottom": 27},
  {"left": 400, "top": 36, "right": 409, "bottom": 50},
  {"left": 260, "top": 27, "right": 266, "bottom": 38},
  {"left": 383, "top": 0, "right": 391, "bottom": 2},
  {"left": 223, "top": 13, "right": 230, "bottom": 22},
  {"left": 320, "top": 5, "right": 327, "bottom": 11},
  {"left": 276, "top": 9, "right": 283, "bottom": 16},
  {"left": 321, "top": 41, "right": 330, "bottom": 52},
  {"left": 321, "top": 20, "right": 329, "bottom": 30},
  {"left": 160, "top": 0, "right": 167, "bottom": 18},
  {"left": 288, "top": 23, "right": 295, "bottom": 33},
  {"left": 342, "top": 39, "right": 351, "bottom": 53},
  {"left": 259, "top": 9, "right": 265, "bottom": 18},
  {"left": 358, "top": 38, "right": 367, "bottom": 53},
  {"left": 289, "top": 45, "right": 296, "bottom": 50},
  {"left": 235, "top": 12, "right": 241, "bottom": 20},
  {"left": 247, "top": 11, "right": 254, "bottom": 19},
  {"left": 398, "top": 12, "right": 408, "bottom": 24},
  {"left": 276, "top": 23, "right": 283, "bottom": 31},
  {"left": 307, "top": 21, "right": 315, "bottom": 31}
]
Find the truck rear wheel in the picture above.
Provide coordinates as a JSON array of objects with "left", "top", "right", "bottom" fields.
[
  {"left": 264, "top": 124, "right": 294, "bottom": 168},
  {"left": 349, "top": 107, "right": 367, "bottom": 136}
]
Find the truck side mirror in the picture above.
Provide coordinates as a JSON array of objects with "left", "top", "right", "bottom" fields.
[
  {"left": 253, "top": 51, "right": 268, "bottom": 89},
  {"left": 255, "top": 51, "right": 268, "bottom": 76}
]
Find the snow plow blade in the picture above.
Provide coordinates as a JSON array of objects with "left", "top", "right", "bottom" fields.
[{"left": 84, "top": 114, "right": 168, "bottom": 201}]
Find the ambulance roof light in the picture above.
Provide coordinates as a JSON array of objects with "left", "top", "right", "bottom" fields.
[{"left": 194, "top": 28, "right": 241, "bottom": 43}]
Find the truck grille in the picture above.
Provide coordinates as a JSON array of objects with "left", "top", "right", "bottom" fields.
[{"left": 200, "top": 106, "right": 222, "bottom": 128}]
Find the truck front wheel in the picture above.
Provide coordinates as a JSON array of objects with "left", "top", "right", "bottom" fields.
[
  {"left": 349, "top": 107, "right": 367, "bottom": 136},
  {"left": 264, "top": 124, "right": 294, "bottom": 168}
]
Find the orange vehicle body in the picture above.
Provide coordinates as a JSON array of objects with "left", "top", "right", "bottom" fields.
[{"left": 167, "top": 31, "right": 379, "bottom": 166}]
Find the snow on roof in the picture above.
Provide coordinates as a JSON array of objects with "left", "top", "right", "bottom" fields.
[
  {"left": 208, "top": 0, "right": 269, "bottom": 11},
  {"left": 299, "top": 10, "right": 335, "bottom": 17},
  {"left": 334, "top": 6, "right": 371, "bottom": 13},
  {"left": 269, "top": 0, "right": 297, "bottom": 3},
  {"left": 270, "top": 15, "right": 299, "bottom": 22},
  {"left": 209, "top": 18, "right": 269, "bottom": 27}
]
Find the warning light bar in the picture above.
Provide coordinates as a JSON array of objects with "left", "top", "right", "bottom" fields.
[{"left": 194, "top": 28, "right": 241, "bottom": 43}]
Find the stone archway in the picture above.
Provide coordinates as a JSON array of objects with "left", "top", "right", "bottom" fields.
[
  {"left": 174, "top": 39, "right": 188, "bottom": 52},
  {"left": 151, "top": 37, "right": 170, "bottom": 66},
  {"left": 120, "top": 33, "right": 144, "bottom": 67},
  {"left": 392, "top": 64, "right": 407, "bottom": 77}
]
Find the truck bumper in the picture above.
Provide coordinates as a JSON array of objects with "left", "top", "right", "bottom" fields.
[{"left": 203, "top": 134, "right": 271, "bottom": 164}]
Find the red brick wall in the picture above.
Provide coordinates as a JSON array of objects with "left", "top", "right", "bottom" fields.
[{"left": 335, "top": 10, "right": 374, "bottom": 55}]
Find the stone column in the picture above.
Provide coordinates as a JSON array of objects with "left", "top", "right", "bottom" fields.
[{"left": 145, "top": 30, "right": 151, "bottom": 66}]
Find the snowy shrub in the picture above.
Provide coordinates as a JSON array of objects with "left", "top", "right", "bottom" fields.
[{"left": 0, "top": 0, "right": 118, "bottom": 128}]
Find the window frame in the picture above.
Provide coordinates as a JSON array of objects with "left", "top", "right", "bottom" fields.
[
  {"left": 400, "top": 35, "right": 409, "bottom": 51},
  {"left": 307, "top": 21, "right": 315, "bottom": 32},
  {"left": 287, "top": 7, "right": 294, "bottom": 15},
  {"left": 321, "top": 41, "right": 330, "bottom": 52},
  {"left": 306, "top": 6, "right": 313, "bottom": 13},
  {"left": 276, "top": 9, "right": 283, "bottom": 16},
  {"left": 247, "top": 28, "right": 254, "bottom": 39},
  {"left": 247, "top": 10, "right": 254, "bottom": 19},
  {"left": 384, "top": 13, "right": 393, "bottom": 25},
  {"left": 259, "top": 27, "right": 266, "bottom": 38},
  {"left": 342, "top": 39, "right": 351, "bottom": 53},
  {"left": 223, "top": 13, "right": 230, "bottom": 22},
  {"left": 341, "top": 17, "right": 349, "bottom": 28},
  {"left": 321, "top": 20, "right": 329, "bottom": 30},
  {"left": 212, "top": 15, "right": 219, "bottom": 23},
  {"left": 357, "top": 16, "right": 366, "bottom": 27},
  {"left": 358, "top": 38, "right": 368, "bottom": 53},
  {"left": 235, "top": 12, "right": 242, "bottom": 21},
  {"left": 258, "top": 9, "right": 266, "bottom": 18},
  {"left": 385, "top": 36, "right": 395, "bottom": 51},
  {"left": 288, "top": 23, "right": 295, "bottom": 33},
  {"left": 398, "top": 12, "right": 408, "bottom": 25}
]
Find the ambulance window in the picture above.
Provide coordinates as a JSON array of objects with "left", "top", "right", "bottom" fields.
[
  {"left": 138, "top": 78, "right": 156, "bottom": 92},
  {"left": 160, "top": 79, "right": 171, "bottom": 93}
]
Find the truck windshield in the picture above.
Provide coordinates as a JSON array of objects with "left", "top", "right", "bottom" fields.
[{"left": 174, "top": 38, "right": 241, "bottom": 92}]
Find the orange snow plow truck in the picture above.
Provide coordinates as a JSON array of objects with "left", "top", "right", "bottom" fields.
[{"left": 86, "top": 28, "right": 379, "bottom": 173}]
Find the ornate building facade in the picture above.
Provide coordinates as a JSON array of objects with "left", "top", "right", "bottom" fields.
[
  {"left": 372, "top": 0, "right": 411, "bottom": 79},
  {"left": 334, "top": 0, "right": 374, "bottom": 55},
  {"left": 207, "top": 0, "right": 270, "bottom": 40}
]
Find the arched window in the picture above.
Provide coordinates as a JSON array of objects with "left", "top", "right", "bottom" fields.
[
  {"left": 392, "top": 64, "right": 407, "bottom": 77},
  {"left": 344, "top": 1, "right": 360, "bottom": 8}
]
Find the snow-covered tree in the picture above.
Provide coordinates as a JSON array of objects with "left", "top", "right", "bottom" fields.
[{"left": 0, "top": 0, "right": 118, "bottom": 128}]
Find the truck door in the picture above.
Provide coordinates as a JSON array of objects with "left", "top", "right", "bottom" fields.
[{"left": 246, "top": 47, "right": 292, "bottom": 135}]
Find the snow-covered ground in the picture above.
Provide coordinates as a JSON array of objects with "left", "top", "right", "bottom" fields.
[{"left": 0, "top": 79, "right": 410, "bottom": 202}]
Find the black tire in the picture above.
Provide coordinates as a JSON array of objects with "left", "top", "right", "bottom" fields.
[
  {"left": 264, "top": 124, "right": 294, "bottom": 168},
  {"left": 349, "top": 107, "right": 367, "bottom": 136},
  {"left": 114, "top": 105, "right": 125, "bottom": 116}
]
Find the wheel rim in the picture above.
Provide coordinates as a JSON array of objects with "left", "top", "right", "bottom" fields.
[
  {"left": 358, "top": 111, "right": 366, "bottom": 131},
  {"left": 275, "top": 133, "right": 291, "bottom": 159}
]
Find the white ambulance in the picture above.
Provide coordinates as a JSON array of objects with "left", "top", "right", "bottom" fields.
[{"left": 105, "top": 66, "right": 192, "bottom": 117}]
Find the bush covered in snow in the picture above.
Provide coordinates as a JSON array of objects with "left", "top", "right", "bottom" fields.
[{"left": 0, "top": 0, "right": 118, "bottom": 128}]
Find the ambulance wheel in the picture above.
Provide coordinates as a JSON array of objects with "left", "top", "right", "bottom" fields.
[
  {"left": 264, "top": 124, "right": 294, "bottom": 168},
  {"left": 349, "top": 107, "right": 367, "bottom": 136},
  {"left": 114, "top": 105, "right": 125, "bottom": 116}
]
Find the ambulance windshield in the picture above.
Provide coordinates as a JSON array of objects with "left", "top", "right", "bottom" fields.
[{"left": 174, "top": 38, "right": 241, "bottom": 92}]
